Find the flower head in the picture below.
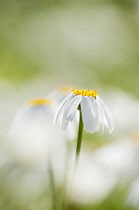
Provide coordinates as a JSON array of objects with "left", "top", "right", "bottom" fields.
[
  {"left": 9, "top": 98, "right": 65, "bottom": 165},
  {"left": 28, "top": 98, "right": 52, "bottom": 105},
  {"left": 54, "top": 89, "right": 114, "bottom": 133}
]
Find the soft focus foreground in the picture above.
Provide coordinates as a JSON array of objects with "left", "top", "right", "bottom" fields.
[{"left": 1, "top": 0, "right": 139, "bottom": 209}]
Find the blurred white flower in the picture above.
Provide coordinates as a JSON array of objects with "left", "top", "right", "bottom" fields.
[
  {"left": 92, "top": 138, "right": 139, "bottom": 178},
  {"left": 49, "top": 86, "right": 77, "bottom": 105},
  {"left": 110, "top": 91, "right": 139, "bottom": 136},
  {"left": 8, "top": 98, "right": 65, "bottom": 165},
  {"left": 70, "top": 152, "right": 117, "bottom": 204},
  {"left": 70, "top": 137, "right": 139, "bottom": 205},
  {"left": 54, "top": 89, "right": 114, "bottom": 133}
]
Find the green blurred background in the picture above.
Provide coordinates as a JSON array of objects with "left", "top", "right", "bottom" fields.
[
  {"left": 0, "top": 0, "right": 139, "bottom": 209},
  {"left": 1, "top": 0, "right": 139, "bottom": 94}
]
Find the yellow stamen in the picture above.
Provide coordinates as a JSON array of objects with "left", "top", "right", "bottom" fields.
[
  {"left": 72, "top": 89, "right": 98, "bottom": 97},
  {"left": 28, "top": 98, "right": 52, "bottom": 105}
]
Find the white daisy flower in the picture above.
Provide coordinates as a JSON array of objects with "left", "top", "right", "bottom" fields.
[
  {"left": 9, "top": 98, "right": 65, "bottom": 165},
  {"left": 54, "top": 89, "right": 114, "bottom": 133}
]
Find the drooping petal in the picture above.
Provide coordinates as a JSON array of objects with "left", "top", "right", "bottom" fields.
[
  {"left": 81, "top": 96, "right": 97, "bottom": 133},
  {"left": 89, "top": 97, "right": 95, "bottom": 117},
  {"left": 54, "top": 93, "right": 74, "bottom": 124},
  {"left": 97, "top": 96, "right": 114, "bottom": 133},
  {"left": 89, "top": 97, "right": 101, "bottom": 131},
  {"left": 64, "top": 95, "right": 82, "bottom": 121},
  {"left": 61, "top": 116, "right": 69, "bottom": 129},
  {"left": 95, "top": 98, "right": 105, "bottom": 133}
]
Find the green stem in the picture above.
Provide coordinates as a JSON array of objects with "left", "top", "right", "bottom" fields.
[
  {"left": 48, "top": 159, "right": 57, "bottom": 210},
  {"left": 75, "top": 107, "right": 84, "bottom": 168},
  {"left": 65, "top": 108, "right": 84, "bottom": 210}
]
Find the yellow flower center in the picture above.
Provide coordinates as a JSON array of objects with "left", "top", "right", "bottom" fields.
[
  {"left": 72, "top": 89, "right": 98, "bottom": 97},
  {"left": 28, "top": 98, "right": 52, "bottom": 105}
]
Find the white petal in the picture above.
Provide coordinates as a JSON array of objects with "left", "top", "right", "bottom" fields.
[
  {"left": 64, "top": 95, "right": 82, "bottom": 121},
  {"left": 62, "top": 117, "right": 69, "bottom": 129},
  {"left": 97, "top": 96, "right": 114, "bottom": 133},
  {"left": 89, "top": 97, "right": 95, "bottom": 117},
  {"left": 53, "top": 93, "right": 74, "bottom": 124},
  {"left": 81, "top": 97, "right": 97, "bottom": 133},
  {"left": 90, "top": 97, "right": 101, "bottom": 131},
  {"left": 96, "top": 98, "right": 105, "bottom": 133}
]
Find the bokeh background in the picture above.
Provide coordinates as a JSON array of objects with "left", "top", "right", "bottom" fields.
[{"left": 1, "top": 0, "right": 139, "bottom": 209}]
